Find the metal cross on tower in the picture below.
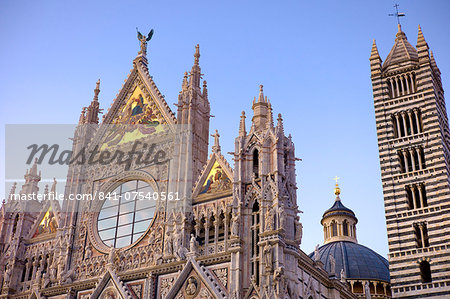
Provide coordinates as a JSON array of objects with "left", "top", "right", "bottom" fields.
[
  {"left": 389, "top": 3, "right": 405, "bottom": 25},
  {"left": 333, "top": 176, "right": 340, "bottom": 184}
]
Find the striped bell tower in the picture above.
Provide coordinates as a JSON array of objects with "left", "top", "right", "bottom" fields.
[{"left": 370, "top": 24, "right": 450, "bottom": 298}]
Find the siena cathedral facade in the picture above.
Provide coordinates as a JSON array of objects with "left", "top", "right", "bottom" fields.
[{"left": 2, "top": 35, "right": 370, "bottom": 299}]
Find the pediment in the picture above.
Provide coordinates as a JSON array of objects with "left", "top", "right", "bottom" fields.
[
  {"left": 90, "top": 267, "right": 131, "bottom": 299},
  {"left": 164, "top": 257, "right": 227, "bottom": 299},
  {"left": 103, "top": 62, "right": 176, "bottom": 127},
  {"left": 192, "top": 152, "right": 233, "bottom": 200},
  {"left": 27, "top": 197, "right": 61, "bottom": 241}
]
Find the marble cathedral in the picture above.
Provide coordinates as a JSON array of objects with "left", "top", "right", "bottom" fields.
[{"left": 0, "top": 34, "right": 358, "bottom": 299}]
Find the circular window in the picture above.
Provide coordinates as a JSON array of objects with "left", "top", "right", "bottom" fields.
[{"left": 97, "top": 180, "right": 156, "bottom": 248}]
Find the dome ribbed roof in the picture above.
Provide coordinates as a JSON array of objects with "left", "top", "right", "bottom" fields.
[
  {"left": 309, "top": 241, "right": 390, "bottom": 282},
  {"left": 323, "top": 198, "right": 355, "bottom": 217}
]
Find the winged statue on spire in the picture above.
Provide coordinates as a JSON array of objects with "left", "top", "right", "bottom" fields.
[{"left": 136, "top": 28, "right": 154, "bottom": 56}]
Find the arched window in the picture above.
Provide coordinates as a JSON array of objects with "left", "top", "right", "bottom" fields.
[
  {"left": 343, "top": 220, "right": 349, "bottom": 236},
  {"left": 253, "top": 149, "right": 259, "bottom": 178},
  {"left": 420, "top": 261, "right": 432, "bottom": 283},
  {"left": 251, "top": 201, "right": 260, "bottom": 285},
  {"left": 331, "top": 221, "right": 337, "bottom": 237}
]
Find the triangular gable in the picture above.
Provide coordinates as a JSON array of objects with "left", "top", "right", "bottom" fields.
[
  {"left": 27, "top": 198, "right": 61, "bottom": 240},
  {"left": 192, "top": 151, "right": 233, "bottom": 199},
  {"left": 165, "top": 257, "right": 228, "bottom": 299},
  {"left": 86, "top": 60, "right": 178, "bottom": 153},
  {"left": 103, "top": 59, "right": 176, "bottom": 127},
  {"left": 90, "top": 267, "right": 131, "bottom": 299}
]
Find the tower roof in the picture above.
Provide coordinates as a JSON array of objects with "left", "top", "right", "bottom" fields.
[
  {"left": 322, "top": 184, "right": 356, "bottom": 220},
  {"left": 382, "top": 24, "right": 418, "bottom": 70}
]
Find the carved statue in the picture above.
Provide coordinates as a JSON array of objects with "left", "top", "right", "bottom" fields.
[
  {"left": 185, "top": 276, "right": 198, "bottom": 296},
  {"left": 329, "top": 254, "right": 336, "bottom": 275},
  {"left": 340, "top": 268, "right": 346, "bottom": 282},
  {"left": 364, "top": 281, "right": 371, "bottom": 299},
  {"left": 85, "top": 244, "right": 92, "bottom": 259},
  {"left": 314, "top": 244, "right": 320, "bottom": 261},
  {"left": 165, "top": 232, "right": 173, "bottom": 255},
  {"left": 190, "top": 234, "right": 198, "bottom": 253},
  {"left": 263, "top": 243, "right": 273, "bottom": 271},
  {"left": 136, "top": 28, "right": 154, "bottom": 56},
  {"left": 278, "top": 204, "right": 285, "bottom": 229},
  {"left": 231, "top": 213, "right": 239, "bottom": 236},
  {"left": 265, "top": 208, "right": 275, "bottom": 231}
]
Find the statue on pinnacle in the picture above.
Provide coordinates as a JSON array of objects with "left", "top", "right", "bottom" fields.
[{"left": 136, "top": 28, "right": 154, "bottom": 56}]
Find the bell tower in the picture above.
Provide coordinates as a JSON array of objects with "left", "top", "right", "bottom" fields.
[{"left": 370, "top": 24, "right": 450, "bottom": 297}]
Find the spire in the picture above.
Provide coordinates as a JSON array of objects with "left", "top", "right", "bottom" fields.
[
  {"left": 8, "top": 182, "right": 17, "bottom": 200},
  {"left": 182, "top": 72, "right": 188, "bottom": 90},
  {"left": 211, "top": 129, "right": 221, "bottom": 153},
  {"left": 267, "top": 101, "right": 274, "bottom": 129},
  {"left": 382, "top": 23, "right": 418, "bottom": 70},
  {"left": 93, "top": 79, "right": 100, "bottom": 101},
  {"left": 202, "top": 80, "right": 208, "bottom": 99},
  {"left": 51, "top": 178, "right": 57, "bottom": 194},
  {"left": 416, "top": 24, "right": 430, "bottom": 64},
  {"left": 276, "top": 113, "right": 284, "bottom": 135},
  {"left": 189, "top": 44, "right": 202, "bottom": 88},
  {"left": 370, "top": 39, "right": 380, "bottom": 60},
  {"left": 417, "top": 24, "right": 428, "bottom": 47},
  {"left": 430, "top": 51, "right": 440, "bottom": 73},
  {"left": 258, "top": 84, "right": 265, "bottom": 103},
  {"left": 239, "top": 111, "right": 246, "bottom": 137},
  {"left": 30, "top": 158, "right": 39, "bottom": 177},
  {"left": 85, "top": 79, "right": 101, "bottom": 124},
  {"left": 78, "top": 107, "right": 86, "bottom": 124},
  {"left": 194, "top": 44, "right": 200, "bottom": 65}
]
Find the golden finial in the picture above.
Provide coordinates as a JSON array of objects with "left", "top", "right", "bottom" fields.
[{"left": 333, "top": 176, "right": 341, "bottom": 196}]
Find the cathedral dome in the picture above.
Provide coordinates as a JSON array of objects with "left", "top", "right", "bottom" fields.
[{"left": 309, "top": 241, "right": 390, "bottom": 282}]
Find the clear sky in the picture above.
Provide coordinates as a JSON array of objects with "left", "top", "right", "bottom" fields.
[{"left": 1, "top": 0, "right": 450, "bottom": 258}]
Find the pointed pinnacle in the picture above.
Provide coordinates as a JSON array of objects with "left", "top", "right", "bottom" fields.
[
  {"left": 258, "top": 85, "right": 264, "bottom": 103},
  {"left": 93, "top": 79, "right": 101, "bottom": 101},
  {"left": 239, "top": 111, "right": 246, "bottom": 136},
  {"left": 370, "top": 39, "right": 380, "bottom": 60},
  {"left": 417, "top": 24, "right": 427, "bottom": 47},
  {"left": 194, "top": 44, "right": 200, "bottom": 65}
]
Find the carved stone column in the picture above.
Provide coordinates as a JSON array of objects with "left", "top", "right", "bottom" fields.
[
  {"left": 409, "top": 148, "right": 416, "bottom": 171},
  {"left": 395, "top": 113, "right": 402, "bottom": 137},
  {"left": 419, "top": 184, "right": 425, "bottom": 208},
  {"left": 401, "top": 112, "right": 408, "bottom": 137},
  {"left": 402, "top": 150, "right": 409, "bottom": 173},
  {"left": 411, "top": 185, "right": 418, "bottom": 209}
]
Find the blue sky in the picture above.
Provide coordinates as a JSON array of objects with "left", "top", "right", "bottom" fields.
[{"left": 1, "top": 0, "right": 449, "bottom": 257}]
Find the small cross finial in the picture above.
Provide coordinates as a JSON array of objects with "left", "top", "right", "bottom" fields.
[
  {"left": 389, "top": 3, "right": 405, "bottom": 25},
  {"left": 333, "top": 176, "right": 340, "bottom": 184},
  {"left": 333, "top": 176, "right": 341, "bottom": 196}
]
